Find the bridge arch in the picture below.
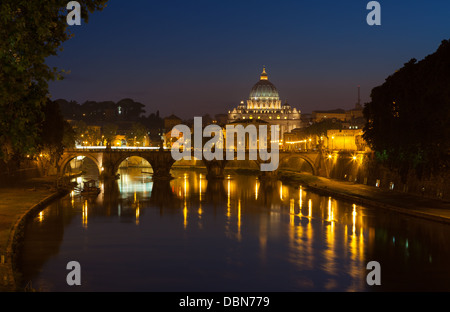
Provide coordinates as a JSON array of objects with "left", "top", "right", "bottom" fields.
[
  {"left": 201, "top": 151, "right": 319, "bottom": 179},
  {"left": 59, "top": 149, "right": 176, "bottom": 180},
  {"left": 112, "top": 155, "right": 153, "bottom": 174},
  {"left": 277, "top": 153, "right": 316, "bottom": 175},
  {"left": 59, "top": 153, "right": 102, "bottom": 177}
]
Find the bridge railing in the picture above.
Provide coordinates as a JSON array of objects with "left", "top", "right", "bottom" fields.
[
  {"left": 65, "top": 146, "right": 323, "bottom": 154},
  {"left": 65, "top": 146, "right": 170, "bottom": 152}
]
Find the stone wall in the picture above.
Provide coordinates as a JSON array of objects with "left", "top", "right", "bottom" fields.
[{"left": 325, "top": 152, "right": 450, "bottom": 201}]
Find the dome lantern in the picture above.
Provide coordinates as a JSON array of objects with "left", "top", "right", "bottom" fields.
[{"left": 260, "top": 66, "right": 268, "bottom": 81}]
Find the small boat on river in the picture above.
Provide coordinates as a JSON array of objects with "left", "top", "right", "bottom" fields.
[{"left": 81, "top": 180, "right": 101, "bottom": 196}]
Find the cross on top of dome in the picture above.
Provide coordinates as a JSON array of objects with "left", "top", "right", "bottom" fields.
[{"left": 260, "top": 66, "right": 268, "bottom": 80}]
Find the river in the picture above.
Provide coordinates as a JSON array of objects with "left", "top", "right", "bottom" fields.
[{"left": 17, "top": 168, "right": 450, "bottom": 292}]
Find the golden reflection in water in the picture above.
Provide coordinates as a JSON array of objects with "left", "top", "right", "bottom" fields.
[
  {"left": 308, "top": 199, "right": 312, "bottom": 218},
  {"left": 184, "top": 174, "right": 188, "bottom": 229},
  {"left": 305, "top": 206, "right": 313, "bottom": 269},
  {"left": 288, "top": 192, "right": 315, "bottom": 274},
  {"left": 290, "top": 198, "right": 295, "bottom": 225},
  {"left": 38, "top": 211, "right": 44, "bottom": 223},
  {"left": 183, "top": 201, "right": 188, "bottom": 229},
  {"left": 327, "top": 197, "right": 334, "bottom": 223},
  {"left": 237, "top": 199, "right": 242, "bottom": 241},
  {"left": 70, "top": 191, "right": 75, "bottom": 208},
  {"left": 324, "top": 197, "right": 336, "bottom": 284},
  {"left": 299, "top": 186, "right": 303, "bottom": 216},
  {"left": 184, "top": 173, "right": 188, "bottom": 197},
  {"left": 342, "top": 203, "right": 366, "bottom": 291},
  {"left": 199, "top": 174, "right": 202, "bottom": 202},
  {"left": 82, "top": 200, "right": 88, "bottom": 228},
  {"left": 134, "top": 191, "right": 140, "bottom": 225},
  {"left": 136, "top": 205, "right": 140, "bottom": 225},
  {"left": 167, "top": 172, "right": 369, "bottom": 290},
  {"left": 198, "top": 174, "right": 203, "bottom": 229},
  {"left": 227, "top": 178, "right": 231, "bottom": 219}
]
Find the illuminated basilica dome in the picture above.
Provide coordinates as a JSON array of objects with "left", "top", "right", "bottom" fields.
[
  {"left": 228, "top": 67, "right": 302, "bottom": 138},
  {"left": 247, "top": 67, "right": 281, "bottom": 109}
]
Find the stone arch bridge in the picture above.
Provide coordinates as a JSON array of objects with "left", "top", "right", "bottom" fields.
[{"left": 59, "top": 148, "right": 329, "bottom": 180}]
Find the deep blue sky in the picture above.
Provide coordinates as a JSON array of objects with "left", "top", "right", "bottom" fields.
[{"left": 47, "top": 0, "right": 450, "bottom": 119}]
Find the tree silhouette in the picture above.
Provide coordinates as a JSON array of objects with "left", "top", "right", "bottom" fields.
[
  {"left": 0, "top": 0, "right": 107, "bottom": 169},
  {"left": 38, "top": 100, "right": 73, "bottom": 175},
  {"left": 363, "top": 39, "right": 450, "bottom": 180}
]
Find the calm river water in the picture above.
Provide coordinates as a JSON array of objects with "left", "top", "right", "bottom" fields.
[{"left": 17, "top": 168, "right": 450, "bottom": 292}]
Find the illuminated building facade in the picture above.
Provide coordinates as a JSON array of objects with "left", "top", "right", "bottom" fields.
[{"left": 228, "top": 67, "right": 302, "bottom": 139}]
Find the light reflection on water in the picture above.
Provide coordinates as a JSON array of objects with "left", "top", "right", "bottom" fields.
[{"left": 18, "top": 168, "right": 450, "bottom": 292}]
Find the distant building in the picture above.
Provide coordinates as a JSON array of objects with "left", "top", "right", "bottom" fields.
[
  {"left": 225, "top": 118, "right": 272, "bottom": 150},
  {"left": 312, "top": 109, "right": 347, "bottom": 122},
  {"left": 326, "top": 129, "right": 369, "bottom": 151},
  {"left": 312, "top": 103, "right": 364, "bottom": 123},
  {"left": 228, "top": 67, "right": 302, "bottom": 139}
]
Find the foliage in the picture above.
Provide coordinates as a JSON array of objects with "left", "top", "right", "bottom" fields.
[
  {"left": 117, "top": 98, "right": 146, "bottom": 120},
  {"left": 0, "top": 0, "right": 107, "bottom": 165},
  {"left": 363, "top": 39, "right": 450, "bottom": 179},
  {"left": 62, "top": 121, "right": 76, "bottom": 149},
  {"left": 129, "top": 122, "right": 148, "bottom": 146},
  {"left": 102, "top": 123, "right": 118, "bottom": 145},
  {"left": 37, "top": 100, "right": 66, "bottom": 175}
]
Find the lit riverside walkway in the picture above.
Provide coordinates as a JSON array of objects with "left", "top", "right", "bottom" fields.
[{"left": 0, "top": 177, "right": 57, "bottom": 291}]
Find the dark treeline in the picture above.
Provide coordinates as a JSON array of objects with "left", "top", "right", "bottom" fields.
[{"left": 55, "top": 98, "right": 164, "bottom": 130}]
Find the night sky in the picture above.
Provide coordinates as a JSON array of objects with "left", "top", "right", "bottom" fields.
[{"left": 47, "top": 0, "right": 450, "bottom": 119}]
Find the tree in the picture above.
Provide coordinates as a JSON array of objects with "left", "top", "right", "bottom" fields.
[
  {"left": 62, "top": 121, "right": 76, "bottom": 149},
  {"left": 129, "top": 122, "right": 148, "bottom": 147},
  {"left": 363, "top": 39, "right": 450, "bottom": 180},
  {"left": 85, "top": 126, "right": 102, "bottom": 146},
  {"left": 117, "top": 98, "right": 146, "bottom": 121},
  {"left": 37, "top": 100, "right": 67, "bottom": 175},
  {"left": 0, "top": 0, "right": 107, "bottom": 168},
  {"left": 72, "top": 120, "right": 88, "bottom": 145},
  {"left": 102, "top": 123, "right": 118, "bottom": 146}
]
